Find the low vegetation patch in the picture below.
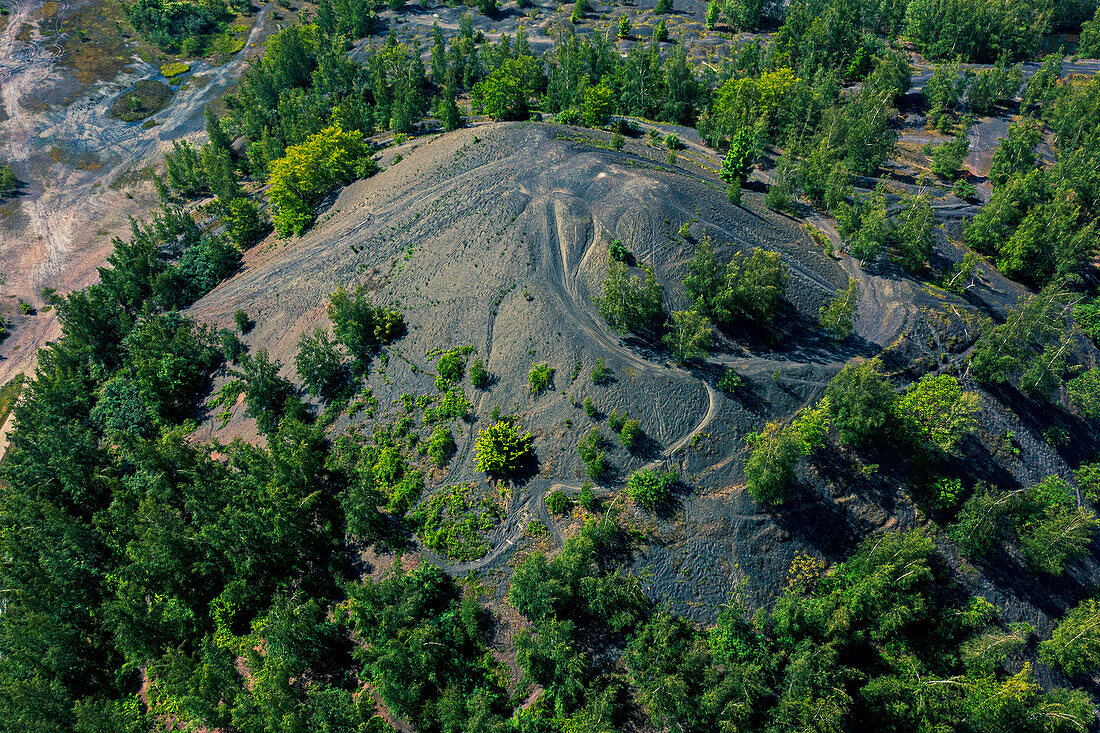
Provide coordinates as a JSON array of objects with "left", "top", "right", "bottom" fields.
[
  {"left": 159, "top": 61, "right": 191, "bottom": 79},
  {"left": 410, "top": 483, "right": 504, "bottom": 561},
  {"left": 108, "top": 80, "right": 173, "bottom": 122}
]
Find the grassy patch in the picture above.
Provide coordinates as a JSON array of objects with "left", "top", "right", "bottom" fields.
[
  {"left": 160, "top": 62, "right": 191, "bottom": 79},
  {"left": 108, "top": 80, "right": 173, "bottom": 122},
  {"left": 410, "top": 483, "right": 504, "bottom": 561}
]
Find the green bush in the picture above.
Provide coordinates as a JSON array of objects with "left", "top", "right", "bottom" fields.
[
  {"left": 529, "top": 362, "right": 555, "bottom": 395},
  {"left": 546, "top": 490, "right": 575, "bottom": 515},
  {"left": 824, "top": 359, "right": 895, "bottom": 448},
  {"left": 437, "top": 348, "right": 467, "bottom": 382},
  {"left": 578, "top": 428, "right": 607, "bottom": 480},
  {"left": 627, "top": 469, "right": 677, "bottom": 511},
  {"left": 1040, "top": 598, "right": 1100, "bottom": 676},
  {"left": 268, "top": 126, "right": 377, "bottom": 236},
  {"left": 428, "top": 427, "right": 457, "bottom": 468},
  {"left": 744, "top": 421, "right": 801, "bottom": 504},
  {"left": 819, "top": 277, "right": 859, "bottom": 339},
  {"left": 609, "top": 239, "right": 632, "bottom": 263},
  {"left": 718, "top": 368, "right": 742, "bottom": 394},
  {"left": 591, "top": 357, "right": 610, "bottom": 384},
  {"left": 619, "top": 419, "right": 642, "bottom": 451},
  {"left": 475, "top": 420, "right": 534, "bottom": 477},
  {"left": 1066, "top": 369, "right": 1100, "bottom": 420}
]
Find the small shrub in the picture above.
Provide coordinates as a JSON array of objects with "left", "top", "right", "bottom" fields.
[
  {"left": 428, "top": 426, "right": 457, "bottom": 468},
  {"left": 609, "top": 239, "right": 632, "bottom": 263},
  {"left": 529, "top": 362, "right": 555, "bottom": 395},
  {"left": 619, "top": 419, "right": 642, "bottom": 451},
  {"left": 578, "top": 427, "right": 607, "bottom": 479},
  {"left": 654, "top": 0, "right": 672, "bottom": 12},
  {"left": 627, "top": 469, "right": 677, "bottom": 511},
  {"left": 718, "top": 369, "right": 742, "bottom": 394},
  {"left": 470, "top": 358, "right": 489, "bottom": 388},
  {"left": 608, "top": 410, "right": 626, "bottom": 433},
  {"left": 610, "top": 132, "right": 625, "bottom": 150},
  {"left": 591, "top": 357, "right": 610, "bottom": 384},
  {"left": 953, "top": 179, "right": 977, "bottom": 200},
  {"left": 234, "top": 309, "right": 252, "bottom": 333},
  {"left": 579, "top": 481, "right": 598, "bottom": 511},
  {"left": 437, "top": 348, "right": 467, "bottom": 382},
  {"left": 583, "top": 396, "right": 597, "bottom": 417},
  {"left": 545, "top": 490, "right": 574, "bottom": 515}
]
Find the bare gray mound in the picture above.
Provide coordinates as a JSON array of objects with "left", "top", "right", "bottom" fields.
[{"left": 189, "top": 121, "right": 886, "bottom": 615}]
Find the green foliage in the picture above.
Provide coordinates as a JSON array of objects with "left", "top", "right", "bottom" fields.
[
  {"left": 234, "top": 309, "right": 251, "bottom": 333},
  {"left": 618, "top": 14, "right": 631, "bottom": 38},
  {"left": 469, "top": 358, "right": 489, "bottom": 388},
  {"left": 474, "top": 56, "right": 544, "bottom": 120},
  {"left": 990, "top": 117, "right": 1042, "bottom": 188},
  {"left": 268, "top": 126, "right": 377, "bottom": 237},
  {"left": 546, "top": 490, "right": 575, "bottom": 515},
  {"left": 895, "top": 373, "right": 980, "bottom": 452},
  {"left": 685, "top": 237, "right": 788, "bottom": 328},
  {"left": 720, "top": 128, "right": 757, "bottom": 185},
  {"left": 951, "top": 476, "right": 1097, "bottom": 574},
  {"left": 706, "top": 0, "right": 720, "bottom": 27},
  {"left": 718, "top": 368, "right": 742, "bottom": 394},
  {"left": 626, "top": 469, "right": 677, "bottom": 511},
  {"left": 608, "top": 239, "right": 632, "bottom": 263},
  {"left": 928, "top": 125, "right": 970, "bottom": 180},
  {"left": 905, "top": 0, "right": 1050, "bottom": 61},
  {"left": 825, "top": 359, "right": 895, "bottom": 448},
  {"left": 596, "top": 261, "right": 664, "bottom": 336},
  {"left": 238, "top": 349, "right": 297, "bottom": 434},
  {"left": 819, "top": 277, "right": 858, "bottom": 339},
  {"left": 582, "top": 83, "right": 614, "bottom": 127},
  {"left": 744, "top": 420, "right": 802, "bottom": 504},
  {"left": 1040, "top": 598, "right": 1100, "bottom": 676},
  {"left": 345, "top": 564, "right": 508, "bottom": 730},
  {"left": 619, "top": 418, "right": 642, "bottom": 451},
  {"left": 475, "top": 420, "right": 534, "bottom": 477},
  {"left": 410, "top": 484, "right": 503, "bottom": 560},
  {"left": 126, "top": 0, "right": 231, "bottom": 53},
  {"left": 578, "top": 427, "right": 607, "bottom": 479},
  {"left": 1080, "top": 5, "right": 1100, "bottom": 58},
  {"left": 529, "top": 362, "right": 555, "bottom": 395},
  {"left": 966, "top": 58, "right": 1022, "bottom": 115},
  {"left": 436, "top": 347, "right": 467, "bottom": 382},
  {"left": 295, "top": 326, "right": 349, "bottom": 403},
  {"left": 1066, "top": 368, "right": 1100, "bottom": 419},
  {"left": 663, "top": 306, "right": 713, "bottom": 363},
  {"left": 1075, "top": 297, "right": 1100, "bottom": 345},
  {"left": 428, "top": 426, "right": 457, "bottom": 468},
  {"left": 0, "top": 163, "right": 15, "bottom": 193},
  {"left": 970, "top": 283, "right": 1077, "bottom": 395},
  {"left": 327, "top": 285, "right": 405, "bottom": 374},
  {"left": 591, "top": 357, "right": 610, "bottom": 384}
]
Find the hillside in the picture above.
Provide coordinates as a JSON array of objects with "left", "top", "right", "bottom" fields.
[{"left": 5, "top": 0, "right": 1100, "bottom": 729}]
